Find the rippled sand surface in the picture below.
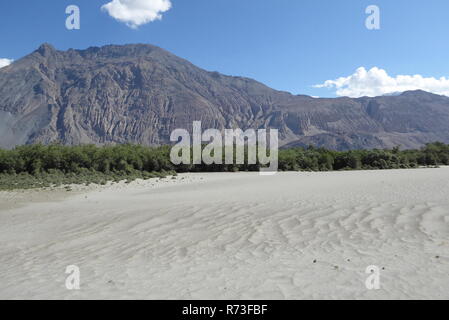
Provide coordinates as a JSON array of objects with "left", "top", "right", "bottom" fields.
[{"left": 0, "top": 169, "right": 448, "bottom": 299}]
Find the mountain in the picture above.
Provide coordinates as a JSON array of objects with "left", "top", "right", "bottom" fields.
[
  {"left": 381, "top": 92, "right": 403, "bottom": 97},
  {"left": 1, "top": 43, "right": 449, "bottom": 150}
]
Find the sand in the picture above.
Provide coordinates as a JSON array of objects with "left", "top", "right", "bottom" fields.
[{"left": 0, "top": 168, "right": 448, "bottom": 300}]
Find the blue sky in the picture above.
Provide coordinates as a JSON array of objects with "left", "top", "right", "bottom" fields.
[{"left": 1, "top": 0, "right": 449, "bottom": 97}]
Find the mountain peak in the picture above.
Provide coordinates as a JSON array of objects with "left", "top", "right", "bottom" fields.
[
  {"left": 74, "top": 43, "right": 167, "bottom": 60},
  {"left": 36, "top": 43, "right": 57, "bottom": 56},
  {"left": 400, "top": 90, "right": 437, "bottom": 97}
]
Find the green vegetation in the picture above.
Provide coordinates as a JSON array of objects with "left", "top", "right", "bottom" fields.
[
  {"left": 0, "top": 144, "right": 175, "bottom": 190},
  {"left": 0, "top": 142, "right": 448, "bottom": 190},
  {"left": 277, "top": 142, "right": 449, "bottom": 171}
]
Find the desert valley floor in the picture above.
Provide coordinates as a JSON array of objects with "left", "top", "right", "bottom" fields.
[{"left": 0, "top": 169, "right": 448, "bottom": 299}]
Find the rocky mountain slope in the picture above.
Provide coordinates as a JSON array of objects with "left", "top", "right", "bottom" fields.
[{"left": 1, "top": 43, "right": 449, "bottom": 150}]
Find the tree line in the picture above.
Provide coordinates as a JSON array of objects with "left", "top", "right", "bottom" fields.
[
  {"left": 0, "top": 142, "right": 448, "bottom": 189},
  {"left": 1, "top": 142, "right": 448, "bottom": 175},
  {"left": 277, "top": 142, "right": 449, "bottom": 171}
]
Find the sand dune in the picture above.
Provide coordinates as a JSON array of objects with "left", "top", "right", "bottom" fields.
[{"left": 0, "top": 169, "right": 448, "bottom": 299}]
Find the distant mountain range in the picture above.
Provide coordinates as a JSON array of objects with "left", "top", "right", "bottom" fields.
[{"left": 1, "top": 43, "right": 449, "bottom": 150}]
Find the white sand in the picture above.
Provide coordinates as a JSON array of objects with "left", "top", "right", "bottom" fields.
[{"left": 0, "top": 169, "right": 448, "bottom": 300}]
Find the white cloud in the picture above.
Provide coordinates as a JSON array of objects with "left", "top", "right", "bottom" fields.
[
  {"left": 314, "top": 67, "right": 449, "bottom": 97},
  {"left": 101, "top": 0, "right": 172, "bottom": 29},
  {"left": 0, "top": 58, "right": 13, "bottom": 68}
]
